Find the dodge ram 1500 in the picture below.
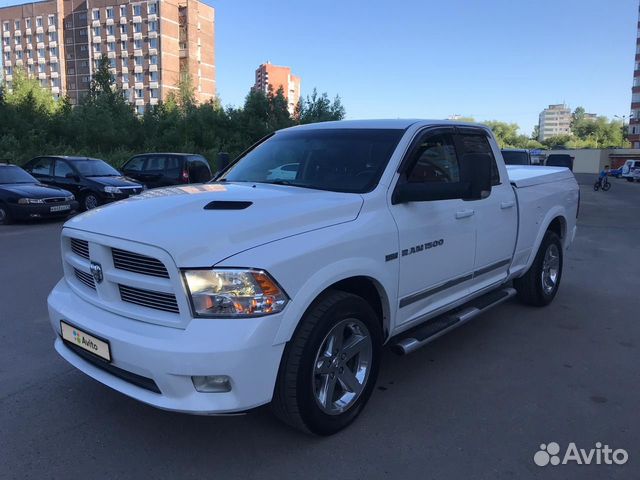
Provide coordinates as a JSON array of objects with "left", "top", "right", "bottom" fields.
[{"left": 47, "top": 120, "right": 579, "bottom": 435}]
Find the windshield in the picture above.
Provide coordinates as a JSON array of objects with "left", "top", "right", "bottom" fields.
[
  {"left": 220, "top": 128, "right": 404, "bottom": 193},
  {"left": 502, "top": 151, "right": 529, "bottom": 166},
  {"left": 73, "top": 159, "right": 120, "bottom": 177},
  {"left": 0, "top": 166, "right": 38, "bottom": 184}
]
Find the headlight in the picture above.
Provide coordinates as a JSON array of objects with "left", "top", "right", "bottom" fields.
[
  {"left": 65, "top": 195, "right": 75, "bottom": 201},
  {"left": 18, "top": 198, "right": 44, "bottom": 204},
  {"left": 103, "top": 186, "right": 122, "bottom": 194},
  {"left": 183, "top": 268, "right": 288, "bottom": 317}
]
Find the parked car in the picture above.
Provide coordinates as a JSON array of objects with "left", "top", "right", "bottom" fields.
[
  {"left": 545, "top": 153, "right": 574, "bottom": 171},
  {"left": 0, "top": 163, "right": 78, "bottom": 225},
  {"left": 47, "top": 120, "right": 579, "bottom": 435},
  {"left": 621, "top": 159, "right": 640, "bottom": 182},
  {"left": 23, "top": 156, "right": 144, "bottom": 211},
  {"left": 121, "top": 153, "right": 212, "bottom": 189},
  {"left": 501, "top": 149, "right": 531, "bottom": 166}
]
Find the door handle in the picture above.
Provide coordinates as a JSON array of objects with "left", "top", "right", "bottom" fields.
[
  {"left": 455, "top": 209, "right": 475, "bottom": 219},
  {"left": 500, "top": 201, "right": 516, "bottom": 209}
]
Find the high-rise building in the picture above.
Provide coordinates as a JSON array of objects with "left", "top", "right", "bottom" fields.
[
  {"left": 0, "top": 0, "right": 215, "bottom": 114},
  {"left": 538, "top": 104, "right": 572, "bottom": 141},
  {"left": 628, "top": 1, "right": 640, "bottom": 147},
  {"left": 253, "top": 62, "right": 300, "bottom": 115}
]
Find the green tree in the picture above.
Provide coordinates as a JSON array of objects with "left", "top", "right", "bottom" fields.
[{"left": 297, "top": 88, "right": 345, "bottom": 124}]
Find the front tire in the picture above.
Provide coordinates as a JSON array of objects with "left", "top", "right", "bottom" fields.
[
  {"left": 514, "top": 230, "right": 563, "bottom": 306},
  {"left": 0, "top": 203, "right": 12, "bottom": 225},
  {"left": 602, "top": 181, "right": 611, "bottom": 191},
  {"left": 272, "top": 290, "right": 382, "bottom": 435},
  {"left": 81, "top": 192, "right": 100, "bottom": 211}
]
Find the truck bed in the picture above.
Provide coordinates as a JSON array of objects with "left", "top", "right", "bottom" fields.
[{"left": 506, "top": 165, "right": 574, "bottom": 188}]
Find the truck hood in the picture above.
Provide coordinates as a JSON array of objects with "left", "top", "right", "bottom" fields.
[{"left": 64, "top": 182, "right": 364, "bottom": 266}]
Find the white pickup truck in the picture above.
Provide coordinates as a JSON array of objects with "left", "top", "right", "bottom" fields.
[{"left": 47, "top": 120, "right": 579, "bottom": 435}]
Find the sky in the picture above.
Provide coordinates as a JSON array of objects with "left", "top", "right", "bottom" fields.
[{"left": 0, "top": 0, "right": 637, "bottom": 135}]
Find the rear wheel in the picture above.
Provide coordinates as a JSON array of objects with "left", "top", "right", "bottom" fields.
[
  {"left": 602, "top": 181, "right": 611, "bottom": 191},
  {"left": 627, "top": 177, "right": 634, "bottom": 182},
  {"left": 0, "top": 203, "right": 12, "bottom": 225},
  {"left": 514, "top": 230, "right": 563, "bottom": 306},
  {"left": 593, "top": 181, "right": 600, "bottom": 191},
  {"left": 272, "top": 290, "right": 382, "bottom": 435}
]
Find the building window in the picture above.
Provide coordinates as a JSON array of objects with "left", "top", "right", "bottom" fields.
[
  {"left": 150, "top": 55, "right": 158, "bottom": 65},
  {"left": 148, "top": 2, "right": 158, "bottom": 14},
  {"left": 14, "top": 20, "right": 20, "bottom": 30},
  {"left": 150, "top": 88, "right": 158, "bottom": 98},
  {"left": 120, "top": 24, "right": 127, "bottom": 34},
  {"left": 38, "top": 63, "right": 45, "bottom": 73},
  {"left": 50, "top": 62, "right": 58, "bottom": 72},
  {"left": 48, "top": 32, "right": 57, "bottom": 42},
  {"left": 80, "top": 45, "right": 87, "bottom": 52},
  {"left": 148, "top": 21, "right": 157, "bottom": 32},
  {"left": 150, "top": 71, "right": 158, "bottom": 81},
  {"left": 25, "top": 18, "right": 31, "bottom": 29},
  {"left": 136, "top": 105, "right": 145, "bottom": 115},
  {"left": 122, "top": 73, "right": 129, "bottom": 84},
  {"left": 106, "top": 7, "right": 114, "bottom": 19},
  {"left": 2, "top": 38, "right": 8, "bottom": 47},
  {"left": 36, "top": 17, "right": 42, "bottom": 27},
  {"left": 106, "top": 25, "right": 114, "bottom": 36},
  {"left": 93, "top": 27, "right": 101, "bottom": 37},
  {"left": 134, "top": 39, "right": 142, "bottom": 50},
  {"left": 119, "top": 5, "right": 127, "bottom": 17},
  {"left": 5, "top": 66, "right": 13, "bottom": 75},
  {"left": 134, "top": 56, "right": 142, "bottom": 66},
  {"left": 135, "top": 88, "right": 143, "bottom": 98},
  {"left": 82, "top": 76, "right": 90, "bottom": 83},
  {"left": 133, "top": 23, "right": 141, "bottom": 34},
  {"left": 14, "top": 36, "right": 20, "bottom": 45},
  {"left": 93, "top": 43, "right": 100, "bottom": 53},
  {"left": 25, "top": 34, "right": 32, "bottom": 44},
  {"left": 120, "top": 40, "right": 127, "bottom": 51},
  {"left": 107, "top": 42, "right": 115, "bottom": 52},
  {"left": 3, "top": 52, "right": 9, "bottom": 61},
  {"left": 50, "top": 47, "right": 58, "bottom": 57},
  {"left": 2, "top": 21, "right": 9, "bottom": 32},
  {"left": 48, "top": 15, "right": 55, "bottom": 26},
  {"left": 37, "top": 48, "right": 45, "bottom": 58},
  {"left": 149, "top": 37, "right": 158, "bottom": 49},
  {"left": 109, "top": 58, "right": 116, "bottom": 68},
  {"left": 92, "top": 9, "right": 100, "bottom": 21},
  {"left": 133, "top": 4, "right": 141, "bottom": 16},
  {"left": 80, "top": 60, "right": 88, "bottom": 68},
  {"left": 135, "top": 72, "right": 143, "bottom": 82},
  {"left": 27, "top": 64, "right": 34, "bottom": 74}
]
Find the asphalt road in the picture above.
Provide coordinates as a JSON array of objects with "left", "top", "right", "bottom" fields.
[{"left": 1, "top": 174, "right": 639, "bottom": 480}]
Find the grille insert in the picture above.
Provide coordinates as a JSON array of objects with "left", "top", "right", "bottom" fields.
[
  {"left": 119, "top": 284, "right": 179, "bottom": 313},
  {"left": 112, "top": 248, "right": 169, "bottom": 278},
  {"left": 74, "top": 268, "right": 96, "bottom": 290},
  {"left": 70, "top": 238, "right": 90, "bottom": 260}
]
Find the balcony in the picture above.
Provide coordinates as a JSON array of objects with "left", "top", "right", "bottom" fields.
[
  {"left": 26, "top": 43, "right": 32, "bottom": 49},
  {"left": 2, "top": 31, "right": 9, "bottom": 38},
  {"left": 179, "top": 49, "right": 187, "bottom": 58},
  {"left": 107, "top": 51, "right": 116, "bottom": 58},
  {"left": 37, "top": 57, "right": 46, "bottom": 64},
  {"left": 51, "top": 71, "right": 59, "bottom": 78},
  {"left": 94, "top": 52, "right": 102, "bottom": 59},
  {"left": 148, "top": 48, "right": 157, "bottom": 55},
  {"left": 121, "top": 66, "right": 128, "bottom": 73},
  {"left": 148, "top": 31, "right": 157, "bottom": 39},
  {"left": 15, "top": 58, "right": 23, "bottom": 66},
  {"left": 106, "top": 18, "right": 114, "bottom": 26},
  {"left": 92, "top": 20, "right": 100, "bottom": 27},
  {"left": 149, "top": 64, "right": 157, "bottom": 72},
  {"left": 107, "top": 35, "right": 115, "bottom": 42},
  {"left": 38, "top": 72, "right": 46, "bottom": 79},
  {"left": 120, "top": 49, "right": 128, "bottom": 57},
  {"left": 27, "top": 58, "right": 33, "bottom": 65},
  {"left": 134, "top": 65, "right": 142, "bottom": 73},
  {"left": 48, "top": 25, "right": 55, "bottom": 32},
  {"left": 134, "top": 82, "right": 143, "bottom": 89},
  {"left": 5, "top": 74, "right": 12, "bottom": 81},
  {"left": 150, "top": 97, "right": 158, "bottom": 105},
  {"left": 120, "top": 34, "right": 128, "bottom": 41},
  {"left": 135, "top": 98, "right": 144, "bottom": 106},
  {"left": 133, "top": 32, "right": 142, "bottom": 40},
  {"left": 49, "top": 40, "right": 57, "bottom": 48},
  {"left": 92, "top": 36, "right": 102, "bottom": 43},
  {"left": 51, "top": 86, "right": 60, "bottom": 94},
  {"left": 133, "top": 49, "right": 142, "bottom": 57},
  {"left": 36, "top": 42, "right": 44, "bottom": 49},
  {"left": 50, "top": 56, "right": 58, "bottom": 63},
  {"left": 132, "top": 16, "right": 142, "bottom": 23},
  {"left": 2, "top": 46, "right": 10, "bottom": 53},
  {"left": 120, "top": 17, "right": 127, "bottom": 24},
  {"left": 25, "top": 28, "right": 31, "bottom": 35},
  {"left": 36, "top": 26, "right": 43, "bottom": 34},
  {"left": 4, "top": 60, "right": 11, "bottom": 67},
  {"left": 109, "top": 67, "right": 116, "bottom": 74},
  {"left": 148, "top": 13, "right": 157, "bottom": 22},
  {"left": 15, "top": 44, "right": 22, "bottom": 51},
  {"left": 149, "top": 81, "right": 158, "bottom": 89}
]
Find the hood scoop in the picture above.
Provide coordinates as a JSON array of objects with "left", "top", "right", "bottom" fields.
[{"left": 204, "top": 200, "right": 253, "bottom": 210}]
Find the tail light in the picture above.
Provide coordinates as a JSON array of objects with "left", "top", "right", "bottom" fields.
[{"left": 181, "top": 168, "right": 190, "bottom": 183}]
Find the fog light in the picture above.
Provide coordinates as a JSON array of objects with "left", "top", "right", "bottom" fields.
[{"left": 192, "top": 375, "right": 232, "bottom": 393}]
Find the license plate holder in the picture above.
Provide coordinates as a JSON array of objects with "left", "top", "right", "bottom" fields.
[
  {"left": 60, "top": 321, "right": 111, "bottom": 362},
  {"left": 50, "top": 204, "right": 71, "bottom": 213}
]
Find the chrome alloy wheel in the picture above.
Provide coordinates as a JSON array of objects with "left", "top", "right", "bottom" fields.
[
  {"left": 84, "top": 194, "right": 99, "bottom": 210},
  {"left": 541, "top": 243, "right": 560, "bottom": 295},
  {"left": 312, "top": 318, "right": 373, "bottom": 415}
]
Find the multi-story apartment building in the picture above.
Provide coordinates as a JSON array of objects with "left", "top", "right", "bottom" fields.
[
  {"left": 629, "top": 0, "right": 640, "bottom": 147},
  {"left": 538, "top": 103, "right": 572, "bottom": 141},
  {"left": 253, "top": 62, "right": 301, "bottom": 115},
  {"left": 1, "top": 0, "right": 215, "bottom": 113}
]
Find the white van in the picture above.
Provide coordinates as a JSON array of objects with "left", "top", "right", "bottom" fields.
[{"left": 621, "top": 159, "right": 640, "bottom": 181}]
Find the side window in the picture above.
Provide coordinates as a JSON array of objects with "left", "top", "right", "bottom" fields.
[
  {"left": 457, "top": 133, "right": 500, "bottom": 185},
  {"left": 124, "top": 156, "right": 146, "bottom": 172},
  {"left": 29, "top": 157, "right": 52, "bottom": 176},
  {"left": 53, "top": 160, "right": 74, "bottom": 178},
  {"left": 406, "top": 133, "right": 460, "bottom": 183}
]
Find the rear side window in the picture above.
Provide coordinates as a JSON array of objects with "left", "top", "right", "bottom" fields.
[
  {"left": 456, "top": 134, "right": 500, "bottom": 185},
  {"left": 406, "top": 133, "right": 460, "bottom": 183},
  {"left": 53, "top": 160, "right": 74, "bottom": 178},
  {"left": 29, "top": 157, "right": 53, "bottom": 176},
  {"left": 146, "top": 156, "right": 181, "bottom": 172}
]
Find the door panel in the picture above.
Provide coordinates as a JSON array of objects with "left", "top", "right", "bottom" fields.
[
  {"left": 52, "top": 160, "right": 80, "bottom": 195},
  {"left": 390, "top": 129, "right": 476, "bottom": 326},
  {"left": 27, "top": 157, "right": 53, "bottom": 184}
]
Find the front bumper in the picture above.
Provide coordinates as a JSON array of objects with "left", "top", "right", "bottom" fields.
[
  {"left": 48, "top": 279, "right": 286, "bottom": 414},
  {"left": 9, "top": 200, "right": 78, "bottom": 220}
]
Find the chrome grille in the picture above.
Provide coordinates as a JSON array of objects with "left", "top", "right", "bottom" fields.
[
  {"left": 70, "top": 239, "right": 90, "bottom": 260},
  {"left": 74, "top": 268, "right": 96, "bottom": 290},
  {"left": 119, "top": 284, "right": 179, "bottom": 313},
  {"left": 112, "top": 248, "right": 169, "bottom": 278},
  {"left": 43, "top": 197, "right": 66, "bottom": 204}
]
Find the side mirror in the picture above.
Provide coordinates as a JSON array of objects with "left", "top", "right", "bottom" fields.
[{"left": 460, "top": 153, "right": 492, "bottom": 200}]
